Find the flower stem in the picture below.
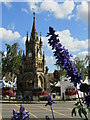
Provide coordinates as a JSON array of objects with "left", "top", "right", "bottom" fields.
[
  {"left": 50, "top": 105, "right": 55, "bottom": 120},
  {"left": 76, "top": 88, "right": 88, "bottom": 120}
]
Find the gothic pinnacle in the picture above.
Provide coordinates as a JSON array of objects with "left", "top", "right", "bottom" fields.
[
  {"left": 26, "top": 31, "right": 28, "bottom": 43},
  {"left": 40, "top": 32, "right": 42, "bottom": 44}
]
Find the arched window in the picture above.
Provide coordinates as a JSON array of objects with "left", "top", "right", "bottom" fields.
[{"left": 38, "top": 76, "right": 42, "bottom": 88}]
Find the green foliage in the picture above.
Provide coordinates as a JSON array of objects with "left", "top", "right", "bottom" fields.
[
  {"left": 2, "top": 87, "right": 12, "bottom": 90},
  {"left": 72, "top": 101, "right": 88, "bottom": 119},
  {"left": 33, "top": 88, "right": 43, "bottom": 92},
  {"left": 72, "top": 107, "right": 77, "bottom": 116},
  {"left": 2, "top": 43, "right": 22, "bottom": 79},
  {"left": 54, "top": 70, "right": 60, "bottom": 81},
  {"left": 88, "top": 107, "right": 90, "bottom": 111},
  {"left": 0, "top": 51, "right": 2, "bottom": 73},
  {"left": 84, "top": 55, "right": 90, "bottom": 65},
  {"left": 74, "top": 57, "right": 88, "bottom": 81},
  {"left": 85, "top": 55, "right": 90, "bottom": 79},
  {"left": 54, "top": 63, "right": 66, "bottom": 82}
]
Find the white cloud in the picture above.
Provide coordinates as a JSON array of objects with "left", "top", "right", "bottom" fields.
[
  {"left": 0, "top": 27, "right": 21, "bottom": 41},
  {"left": 41, "top": 36, "right": 52, "bottom": 50},
  {"left": 0, "top": 41, "right": 1, "bottom": 51},
  {"left": 22, "top": 29, "right": 88, "bottom": 54},
  {"left": 28, "top": 0, "right": 75, "bottom": 19},
  {"left": 3, "top": 2, "right": 12, "bottom": 8},
  {"left": 4, "top": 51, "right": 7, "bottom": 57},
  {"left": 22, "top": 36, "right": 26, "bottom": 44},
  {"left": 46, "top": 55, "right": 55, "bottom": 64},
  {"left": 21, "top": 8, "right": 29, "bottom": 14},
  {"left": 68, "top": 14, "right": 74, "bottom": 20},
  {"left": 76, "top": 1, "right": 88, "bottom": 23},
  {"left": 2, "top": 0, "right": 12, "bottom": 8},
  {"left": 77, "top": 51, "right": 88, "bottom": 60},
  {"left": 72, "top": 51, "right": 88, "bottom": 60},
  {"left": 56, "top": 30, "right": 88, "bottom": 53}
]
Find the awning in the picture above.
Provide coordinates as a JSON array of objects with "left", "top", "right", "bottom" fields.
[{"left": 55, "top": 81, "right": 60, "bottom": 87}]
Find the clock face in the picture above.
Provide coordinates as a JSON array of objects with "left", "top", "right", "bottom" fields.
[{"left": 28, "top": 52, "right": 32, "bottom": 57}]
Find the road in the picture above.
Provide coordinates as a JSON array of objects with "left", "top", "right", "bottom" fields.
[
  {"left": 0, "top": 100, "right": 85, "bottom": 120},
  {"left": 0, "top": 101, "right": 83, "bottom": 119}
]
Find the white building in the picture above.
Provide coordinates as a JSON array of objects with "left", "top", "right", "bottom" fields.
[{"left": 60, "top": 77, "right": 83, "bottom": 100}]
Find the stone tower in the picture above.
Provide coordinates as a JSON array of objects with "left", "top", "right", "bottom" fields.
[{"left": 17, "top": 13, "right": 47, "bottom": 97}]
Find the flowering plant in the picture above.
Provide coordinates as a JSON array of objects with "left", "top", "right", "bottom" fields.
[
  {"left": 65, "top": 87, "right": 77, "bottom": 96},
  {"left": 45, "top": 94, "right": 55, "bottom": 120},
  {"left": 2, "top": 90, "right": 13, "bottom": 97},
  {"left": 11, "top": 104, "right": 30, "bottom": 120},
  {"left": 47, "top": 26, "right": 90, "bottom": 120}
]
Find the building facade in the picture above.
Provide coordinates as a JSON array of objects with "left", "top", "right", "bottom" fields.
[{"left": 17, "top": 13, "right": 47, "bottom": 97}]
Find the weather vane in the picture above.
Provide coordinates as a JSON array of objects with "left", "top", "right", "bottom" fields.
[{"left": 32, "top": 8, "right": 35, "bottom": 19}]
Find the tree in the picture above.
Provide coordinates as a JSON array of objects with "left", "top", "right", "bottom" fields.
[
  {"left": 2, "top": 43, "right": 22, "bottom": 81},
  {"left": 54, "top": 63, "right": 66, "bottom": 82},
  {"left": 84, "top": 55, "right": 90, "bottom": 65},
  {"left": 84, "top": 55, "right": 90, "bottom": 79},
  {"left": 74, "top": 57, "right": 87, "bottom": 81}
]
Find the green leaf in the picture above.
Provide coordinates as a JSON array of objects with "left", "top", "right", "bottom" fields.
[
  {"left": 74, "top": 101, "right": 80, "bottom": 106},
  {"left": 88, "top": 107, "right": 90, "bottom": 111},
  {"left": 78, "top": 108, "right": 82, "bottom": 118},
  {"left": 2, "top": 42, "right": 22, "bottom": 79},
  {"left": 72, "top": 107, "right": 77, "bottom": 117},
  {"left": 82, "top": 108, "right": 87, "bottom": 116}
]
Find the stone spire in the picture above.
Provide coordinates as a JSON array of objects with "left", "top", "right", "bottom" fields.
[
  {"left": 31, "top": 12, "right": 38, "bottom": 40},
  {"left": 43, "top": 51, "right": 46, "bottom": 73},
  {"left": 25, "top": 31, "right": 28, "bottom": 57},
  {"left": 43, "top": 51, "right": 45, "bottom": 60},
  {"left": 40, "top": 32, "right": 42, "bottom": 44},
  {"left": 26, "top": 31, "right": 28, "bottom": 44}
]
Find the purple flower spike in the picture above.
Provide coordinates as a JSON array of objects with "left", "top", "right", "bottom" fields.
[
  {"left": 20, "top": 104, "right": 25, "bottom": 113},
  {"left": 46, "top": 116, "right": 50, "bottom": 120},
  {"left": 47, "top": 26, "right": 90, "bottom": 119},
  {"left": 47, "top": 26, "right": 83, "bottom": 87},
  {"left": 45, "top": 94, "right": 55, "bottom": 120},
  {"left": 45, "top": 94, "right": 55, "bottom": 106},
  {"left": 11, "top": 104, "right": 30, "bottom": 120}
]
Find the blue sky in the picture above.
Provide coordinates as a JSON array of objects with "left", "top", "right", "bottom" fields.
[{"left": 0, "top": 1, "right": 88, "bottom": 73}]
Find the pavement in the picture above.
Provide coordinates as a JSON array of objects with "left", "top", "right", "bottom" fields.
[
  {"left": 0, "top": 99, "right": 83, "bottom": 120},
  {"left": 0, "top": 99, "right": 90, "bottom": 120},
  {"left": 0, "top": 98, "right": 77, "bottom": 104}
]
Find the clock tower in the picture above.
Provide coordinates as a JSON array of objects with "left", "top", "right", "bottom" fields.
[{"left": 17, "top": 13, "right": 47, "bottom": 98}]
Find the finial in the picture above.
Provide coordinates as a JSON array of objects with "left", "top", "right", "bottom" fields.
[
  {"left": 27, "top": 31, "right": 28, "bottom": 36},
  {"left": 40, "top": 32, "right": 42, "bottom": 44},
  {"left": 33, "top": 11, "right": 35, "bottom": 20},
  {"left": 40, "top": 32, "right": 41, "bottom": 37},
  {"left": 43, "top": 51, "right": 45, "bottom": 60},
  {"left": 43, "top": 51, "right": 45, "bottom": 55},
  {"left": 32, "top": 8, "right": 35, "bottom": 20}
]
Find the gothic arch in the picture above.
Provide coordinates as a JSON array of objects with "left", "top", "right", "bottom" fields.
[
  {"left": 38, "top": 74, "right": 44, "bottom": 90},
  {"left": 33, "top": 73, "right": 38, "bottom": 88},
  {"left": 23, "top": 72, "right": 34, "bottom": 91}
]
